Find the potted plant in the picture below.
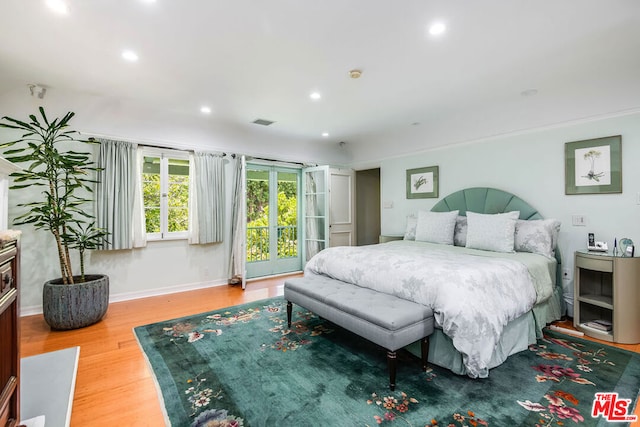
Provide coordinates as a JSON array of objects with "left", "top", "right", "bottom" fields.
[{"left": 0, "top": 107, "right": 109, "bottom": 330}]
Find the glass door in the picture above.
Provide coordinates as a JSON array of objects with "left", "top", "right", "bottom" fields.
[
  {"left": 302, "top": 166, "right": 329, "bottom": 263},
  {"left": 246, "top": 164, "right": 301, "bottom": 278}
]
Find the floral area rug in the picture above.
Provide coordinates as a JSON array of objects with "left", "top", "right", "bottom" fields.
[{"left": 134, "top": 297, "right": 640, "bottom": 426}]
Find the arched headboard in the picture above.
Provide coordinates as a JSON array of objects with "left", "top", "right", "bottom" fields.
[
  {"left": 430, "top": 187, "right": 562, "bottom": 282},
  {"left": 431, "top": 187, "right": 542, "bottom": 220}
]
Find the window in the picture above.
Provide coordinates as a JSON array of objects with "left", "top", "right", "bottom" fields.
[{"left": 142, "top": 149, "right": 190, "bottom": 240}]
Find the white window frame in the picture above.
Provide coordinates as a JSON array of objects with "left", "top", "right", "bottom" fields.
[{"left": 142, "top": 147, "right": 190, "bottom": 241}]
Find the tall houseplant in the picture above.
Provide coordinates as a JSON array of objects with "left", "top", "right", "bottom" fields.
[{"left": 0, "top": 107, "right": 110, "bottom": 329}]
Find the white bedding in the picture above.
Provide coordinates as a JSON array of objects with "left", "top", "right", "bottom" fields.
[{"left": 304, "top": 240, "right": 556, "bottom": 378}]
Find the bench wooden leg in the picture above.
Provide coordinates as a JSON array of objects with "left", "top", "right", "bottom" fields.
[
  {"left": 421, "top": 336, "right": 429, "bottom": 371},
  {"left": 387, "top": 350, "right": 397, "bottom": 391},
  {"left": 286, "top": 301, "right": 292, "bottom": 327}
]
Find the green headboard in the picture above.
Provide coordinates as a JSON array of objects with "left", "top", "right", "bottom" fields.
[
  {"left": 431, "top": 187, "right": 562, "bottom": 283},
  {"left": 431, "top": 187, "right": 542, "bottom": 220}
]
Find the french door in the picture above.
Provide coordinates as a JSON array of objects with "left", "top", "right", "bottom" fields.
[{"left": 245, "top": 164, "right": 301, "bottom": 278}]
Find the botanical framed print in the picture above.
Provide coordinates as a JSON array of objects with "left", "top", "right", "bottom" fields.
[
  {"left": 565, "top": 135, "right": 621, "bottom": 195},
  {"left": 406, "top": 166, "right": 439, "bottom": 199}
]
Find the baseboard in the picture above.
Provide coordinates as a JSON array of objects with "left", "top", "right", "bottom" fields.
[{"left": 20, "top": 278, "right": 229, "bottom": 317}]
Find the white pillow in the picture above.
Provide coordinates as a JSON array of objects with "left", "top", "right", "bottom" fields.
[
  {"left": 414, "top": 210, "right": 459, "bottom": 245},
  {"left": 514, "top": 219, "right": 561, "bottom": 258},
  {"left": 466, "top": 211, "right": 520, "bottom": 253},
  {"left": 403, "top": 215, "right": 417, "bottom": 240},
  {"left": 453, "top": 215, "right": 468, "bottom": 247}
]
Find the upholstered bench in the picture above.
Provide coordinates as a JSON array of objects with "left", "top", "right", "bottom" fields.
[{"left": 284, "top": 275, "right": 435, "bottom": 390}]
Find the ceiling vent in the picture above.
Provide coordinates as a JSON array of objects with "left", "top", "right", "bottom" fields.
[{"left": 252, "top": 118, "right": 275, "bottom": 126}]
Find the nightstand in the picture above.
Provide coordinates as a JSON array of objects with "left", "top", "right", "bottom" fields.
[
  {"left": 379, "top": 235, "right": 403, "bottom": 243},
  {"left": 573, "top": 250, "right": 640, "bottom": 344}
]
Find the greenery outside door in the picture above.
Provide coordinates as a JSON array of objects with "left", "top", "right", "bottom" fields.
[{"left": 246, "top": 164, "right": 301, "bottom": 278}]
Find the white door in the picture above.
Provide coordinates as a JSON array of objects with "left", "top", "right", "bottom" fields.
[
  {"left": 302, "top": 166, "right": 329, "bottom": 262},
  {"left": 329, "top": 168, "right": 356, "bottom": 247},
  {"left": 302, "top": 166, "right": 355, "bottom": 264}
]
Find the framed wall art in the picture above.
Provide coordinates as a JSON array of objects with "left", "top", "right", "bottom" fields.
[
  {"left": 406, "top": 166, "right": 439, "bottom": 199},
  {"left": 565, "top": 135, "right": 621, "bottom": 195}
]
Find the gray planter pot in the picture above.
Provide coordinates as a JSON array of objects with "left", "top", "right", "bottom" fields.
[{"left": 43, "top": 274, "right": 109, "bottom": 330}]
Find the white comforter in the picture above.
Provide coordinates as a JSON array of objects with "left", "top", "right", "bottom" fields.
[{"left": 304, "top": 240, "right": 556, "bottom": 378}]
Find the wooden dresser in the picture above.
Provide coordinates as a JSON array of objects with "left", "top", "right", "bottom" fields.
[{"left": 0, "top": 234, "right": 20, "bottom": 427}]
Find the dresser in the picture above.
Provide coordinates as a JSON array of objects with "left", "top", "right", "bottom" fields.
[{"left": 0, "top": 234, "right": 20, "bottom": 427}]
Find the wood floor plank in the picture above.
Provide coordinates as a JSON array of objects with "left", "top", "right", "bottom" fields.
[{"left": 20, "top": 273, "right": 639, "bottom": 426}]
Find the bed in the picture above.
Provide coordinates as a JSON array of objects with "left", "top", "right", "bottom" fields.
[{"left": 303, "top": 187, "right": 563, "bottom": 378}]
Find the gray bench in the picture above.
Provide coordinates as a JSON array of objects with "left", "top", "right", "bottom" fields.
[{"left": 284, "top": 275, "right": 435, "bottom": 390}]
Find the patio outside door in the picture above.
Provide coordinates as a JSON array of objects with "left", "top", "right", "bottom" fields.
[{"left": 246, "top": 164, "right": 301, "bottom": 278}]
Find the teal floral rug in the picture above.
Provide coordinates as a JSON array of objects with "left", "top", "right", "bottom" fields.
[{"left": 134, "top": 298, "right": 640, "bottom": 426}]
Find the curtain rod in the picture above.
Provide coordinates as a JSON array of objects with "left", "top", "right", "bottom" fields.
[{"left": 79, "top": 131, "right": 229, "bottom": 156}]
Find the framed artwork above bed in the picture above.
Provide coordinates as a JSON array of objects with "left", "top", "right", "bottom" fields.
[
  {"left": 406, "top": 166, "right": 439, "bottom": 199},
  {"left": 565, "top": 135, "right": 622, "bottom": 195}
]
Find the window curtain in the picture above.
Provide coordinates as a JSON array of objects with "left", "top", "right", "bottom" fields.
[
  {"left": 228, "top": 155, "right": 246, "bottom": 288},
  {"left": 95, "top": 139, "right": 146, "bottom": 249},
  {"left": 188, "top": 151, "right": 224, "bottom": 244}
]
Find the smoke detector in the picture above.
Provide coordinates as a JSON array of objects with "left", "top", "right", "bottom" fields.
[{"left": 349, "top": 69, "right": 362, "bottom": 79}]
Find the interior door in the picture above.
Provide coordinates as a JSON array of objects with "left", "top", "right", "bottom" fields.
[
  {"left": 246, "top": 164, "right": 301, "bottom": 278},
  {"left": 302, "top": 166, "right": 355, "bottom": 264},
  {"left": 329, "top": 168, "right": 356, "bottom": 247}
]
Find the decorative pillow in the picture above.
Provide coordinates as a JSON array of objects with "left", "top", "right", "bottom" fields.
[
  {"left": 465, "top": 211, "right": 520, "bottom": 253},
  {"left": 414, "top": 210, "right": 459, "bottom": 245},
  {"left": 453, "top": 215, "right": 467, "bottom": 247},
  {"left": 403, "top": 215, "right": 417, "bottom": 240},
  {"left": 514, "top": 219, "right": 561, "bottom": 258}
]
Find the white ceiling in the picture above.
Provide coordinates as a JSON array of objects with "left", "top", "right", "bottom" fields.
[{"left": 1, "top": 0, "right": 640, "bottom": 164}]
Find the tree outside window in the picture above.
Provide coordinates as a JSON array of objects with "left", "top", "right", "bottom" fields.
[{"left": 142, "top": 151, "right": 189, "bottom": 239}]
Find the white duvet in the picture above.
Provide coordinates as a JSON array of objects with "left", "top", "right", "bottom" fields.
[{"left": 304, "top": 240, "right": 556, "bottom": 378}]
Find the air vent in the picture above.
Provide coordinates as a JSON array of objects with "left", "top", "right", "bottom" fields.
[{"left": 252, "top": 118, "right": 275, "bottom": 126}]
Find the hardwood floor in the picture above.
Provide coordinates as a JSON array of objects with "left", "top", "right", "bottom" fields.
[
  {"left": 20, "top": 275, "right": 639, "bottom": 426},
  {"left": 20, "top": 274, "right": 298, "bottom": 426}
]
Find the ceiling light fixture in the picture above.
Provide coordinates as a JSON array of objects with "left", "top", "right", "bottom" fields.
[
  {"left": 322, "top": 132, "right": 329, "bottom": 137},
  {"left": 122, "top": 50, "right": 139, "bottom": 62},
  {"left": 428, "top": 22, "right": 446, "bottom": 36},
  {"left": 310, "top": 92, "right": 321, "bottom": 101},
  {"left": 200, "top": 106, "right": 212, "bottom": 114},
  {"left": 349, "top": 69, "right": 362, "bottom": 79},
  {"left": 46, "top": 0, "right": 69, "bottom": 14}
]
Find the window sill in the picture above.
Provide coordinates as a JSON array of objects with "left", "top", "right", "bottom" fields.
[{"left": 146, "top": 233, "right": 189, "bottom": 242}]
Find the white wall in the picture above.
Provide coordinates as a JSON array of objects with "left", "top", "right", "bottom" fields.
[
  {"left": 0, "top": 91, "right": 345, "bottom": 314},
  {"left": 379, "top": 111, "right": 640, "bottom": 313}
]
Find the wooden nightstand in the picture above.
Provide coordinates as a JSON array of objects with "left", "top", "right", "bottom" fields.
[
  {"left": 379, "top": 235, "right": 403, "bottom": 244},
  {"left": 573, "top": 250, "right": 640, "bottom": 344}
]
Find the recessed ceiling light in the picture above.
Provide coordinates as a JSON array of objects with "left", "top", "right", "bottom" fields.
[
  {"left": 122, "top": 50, "right": 139, "bottom": 62},
  {"left": 310, "top": 92, "right": 321, "bottom": 101},
  {"left": 46, "top": 0, "right": 69, "bottom": 14},
  {"left": 322, "top": 132, "right": 329, "bottom": 137},
  {"left": 200, "top": 106, "right": 212, "bottom": 114},
  {"left": 140, "top": 0, "right": 157, "bottom": 3},
  {"left": 428, "top": 22, "right": 446, "bottom": 36}
]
